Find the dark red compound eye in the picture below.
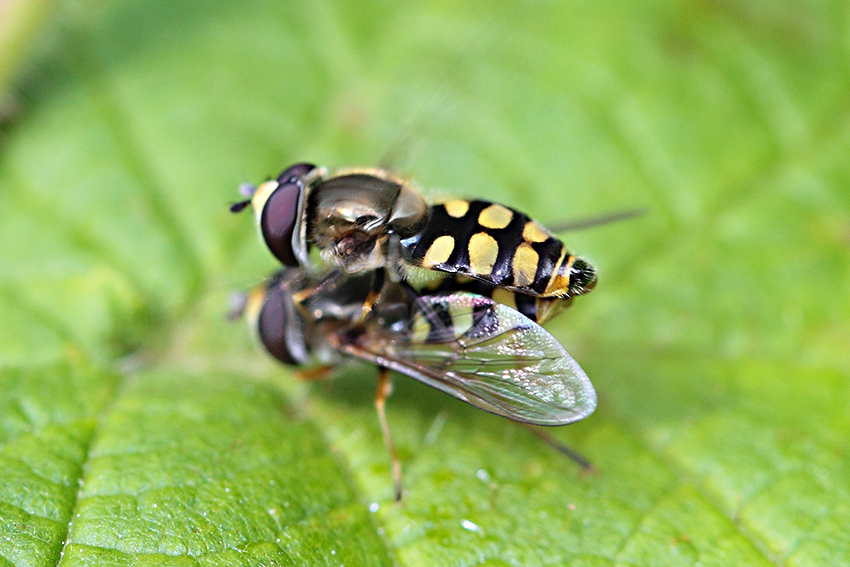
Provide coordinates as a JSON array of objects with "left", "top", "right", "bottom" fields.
[
  {"left": 259, "top": 163, "right": 316, "bottom": 266},
  {"left": 260, "top": 181, "right": 301, "bottom": 266},
  {"left": 277, "top": 162, "right": 316, "bottom": 184},
  {"left": 257, "top": 284, "right": 298, "bottom": 365}
]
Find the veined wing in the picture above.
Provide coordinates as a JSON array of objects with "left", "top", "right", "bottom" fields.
[{"left": 342, "top": 292, "right": 596, "bottom": 425}]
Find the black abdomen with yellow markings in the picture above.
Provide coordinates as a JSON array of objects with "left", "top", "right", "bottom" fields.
[{"left": 403, "top": 200, "right": 596, "bottom": 300}]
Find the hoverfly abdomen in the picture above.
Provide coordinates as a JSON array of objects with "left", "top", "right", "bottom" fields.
[{"left": 405, "top": 200, "right": 597, "bottom": 300}]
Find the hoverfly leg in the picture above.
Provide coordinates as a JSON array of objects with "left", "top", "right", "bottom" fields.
[
  {"left": 294, "top": 365, "right": 336, "bottom": 381},
  {"left": 291, "top": 288, "right": 315, "bottom": 312},
  {"left": 291, "top": 270, "right": 345, "bottom": 319},
  {"left": 375, "top": 366, "right": 403, "bottom": 501},
  {"left": 521, "top": 424, "right": 596, "bottom": 474},
  {"left": 359, "top": 289, "right": 381, "bottom": 321},
  {"left": 359, "top": 269, "right": 386, "bottom": 321}
]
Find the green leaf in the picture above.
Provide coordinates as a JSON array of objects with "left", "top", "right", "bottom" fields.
[{"left": 1, "top": 1, "right": 848, "bottom": 565}]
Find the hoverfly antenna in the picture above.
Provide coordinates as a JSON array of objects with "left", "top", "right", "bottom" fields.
[
  {"left": 226, "top": 291, "right": 248, "bottom": 321},
  {"left": 230, "top": 199, "right": 252, "bottom": 213},
  {"left": 521, "top": 424, "right": 595, "bottom": 472},
  {"left": 549, "top": 208, "right": 647, "bottom": 233},
  {"left": 239, "top": 182, "right": 258, "bottom": 197}
]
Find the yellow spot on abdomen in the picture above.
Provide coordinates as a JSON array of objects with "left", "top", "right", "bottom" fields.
[
  {"left": 468, "top": 232, "right": 499, "bottom": 275},
  {"left": 491, "top": 288, "right": 517, "bottom": 310},
  {"left": 522, "top": 221, "right": 550, "bottom": 243},
  {"left": 512, "top": 243, "right": 540, "bottom": 287},
  {"left": 443, "top": 200, "right": 470, "bottom": 218},
  {"left": 421, "top": 235, "right": 455, "bottom": 267},
  {"left": 478, "top": 204, "right": 513, "bottom": 229},
  {"left": 543, "top": 250, "right": 572, "bottom": 297}
]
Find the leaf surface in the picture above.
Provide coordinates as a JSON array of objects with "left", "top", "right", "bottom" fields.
[{"left": 1, "top": 1, "right": 848, "bottom": 566}]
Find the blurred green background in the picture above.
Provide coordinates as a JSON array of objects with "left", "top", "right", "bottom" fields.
[{"left": 1, "top": 1, "right": 848, "bottom": 566}]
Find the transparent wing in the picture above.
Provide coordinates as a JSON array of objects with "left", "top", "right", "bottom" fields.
[{"left": 342, "top": 292, "right": 596, "bottom": 425}]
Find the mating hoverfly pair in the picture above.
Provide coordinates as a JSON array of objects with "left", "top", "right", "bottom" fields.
[{"left": 232, "top": 163, "right": 599, "bottom": 499}]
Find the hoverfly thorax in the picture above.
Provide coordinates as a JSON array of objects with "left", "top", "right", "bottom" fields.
[{"left": 307, "top": 169, "right": 428, "bottom": 273}]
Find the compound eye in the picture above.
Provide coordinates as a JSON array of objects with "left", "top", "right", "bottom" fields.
[
  {"left": 277, "top": 162, "right": 316, "bottom": 184},
  {"left": 260, "top": 181, "right": 302, "bottom": 266},
  {"left": 257, "top": 285, "right": 298, "bottom": 365}
]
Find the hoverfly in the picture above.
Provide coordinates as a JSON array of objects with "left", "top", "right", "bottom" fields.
[
  {"left": 236, "top": 266, "right": 597, "bottom": 500},
  {"left": 230, "top": 163, "right": 597, "bottom": 324}
]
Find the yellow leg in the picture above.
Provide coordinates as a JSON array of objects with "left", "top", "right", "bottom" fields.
[
  {"left": 375, "top": 367, "right": 403, "bottom": 501},
  {"left": 359, "top": 269, "right": 386, "bottom": 321},
  {"left": 294, "top": 365, "right": 335, "bottom": 381},
  {"left": 291, "top": 271, "right": 344, "bottom": 319},
  {"left": 358, "top": 288, "right": 381, "bottom": 321},
  {"left": 291, "top": 287, "right": 314, "bottom": 306}
]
